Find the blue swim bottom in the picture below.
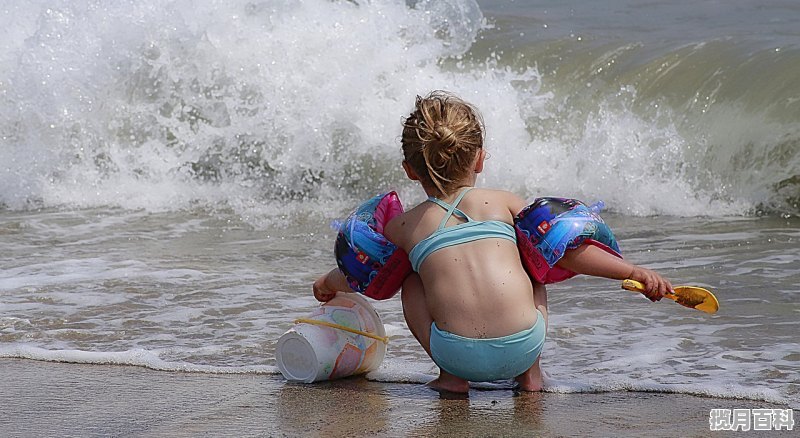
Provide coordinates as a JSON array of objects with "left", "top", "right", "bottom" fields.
[{"left": 429, "top": 310, "right": 546, "bottom": 382}]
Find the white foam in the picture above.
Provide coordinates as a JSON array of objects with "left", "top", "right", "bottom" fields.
[
  {"left": 382, "top": 322, "right": 408, "bottom": 338},
  {"left": 1, "top": 0, "right": 779, "bottom": 219},
  {"left": 0, "top": 257, "right": 206, "bottom": 291},
  {"left": 542, "top": 374, "right": 791, "bottom": 407},
  {"left": 1, "top": 343, "right": 794, "bottom": 407},
  {"left": 366, "top": 358, "right": 437, "bottom": 384},
  {"left": 0, "top": 345, "right": 279, "bottom": 375},
  {"left": 363, "top": 357, "right": 796, "bottom": 406}
]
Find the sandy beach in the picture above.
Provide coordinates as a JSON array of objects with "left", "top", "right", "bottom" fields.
[{"left": 1, "top": 359, "right": 792, "bottom": 437}]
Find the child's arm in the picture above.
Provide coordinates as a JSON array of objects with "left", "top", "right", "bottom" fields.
[
  {"left": 556, "top": 244, "right": 672, "bottom": 301},
  {"left": 313, "top": 268, "right": 351, "bottom": 302}
]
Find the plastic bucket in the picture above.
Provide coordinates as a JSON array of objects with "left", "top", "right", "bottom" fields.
[{"left": 276, "top": 293, "right": 387, "bottom": 383}]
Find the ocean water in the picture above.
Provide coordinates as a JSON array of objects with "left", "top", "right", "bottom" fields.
[{"left": 1, "top": 0, "right": 798, "bottom": 408}]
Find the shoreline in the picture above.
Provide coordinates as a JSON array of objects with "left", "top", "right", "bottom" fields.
[{"left": 1, "top": 359, "right": 793, "bottom": 437}]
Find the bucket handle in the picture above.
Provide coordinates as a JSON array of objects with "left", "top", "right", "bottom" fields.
[{"left": 294, "top": 318, "right": 389, "bottom": 344}]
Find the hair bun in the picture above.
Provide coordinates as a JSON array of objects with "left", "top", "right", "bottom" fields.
[{"left": 433, "top": 124, "right": 457, "bottom": 152}]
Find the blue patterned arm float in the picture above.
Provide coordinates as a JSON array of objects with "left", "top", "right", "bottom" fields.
[{"left": 514, "top": 197, "right": 622, "bottom": 284}]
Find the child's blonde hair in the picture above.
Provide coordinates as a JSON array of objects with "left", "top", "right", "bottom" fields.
[{"left": 401, "top": 91, "right": 484, "bottom": 196}]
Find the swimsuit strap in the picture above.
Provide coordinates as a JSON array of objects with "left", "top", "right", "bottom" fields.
[
  {"left": 408, "top": 187, "right": 516, "bottom": 273},
  {"left": 427, "top": 187, "right": 474, "bottom": 229}
]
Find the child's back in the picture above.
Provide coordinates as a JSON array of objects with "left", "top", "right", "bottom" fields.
[{"left": 386, "top": 187, "right": 537, "bottom": 339}]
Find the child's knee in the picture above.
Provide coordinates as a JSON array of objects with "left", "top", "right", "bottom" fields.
[
  {"left": 536, "top": 305, "right": 549, "bottom": 330},
  {"left": 401, "top": 273, "right": 424, "bottom": 298}
]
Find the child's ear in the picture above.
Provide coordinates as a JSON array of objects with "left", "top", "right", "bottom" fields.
[
  {"left": 474, "top": 149, "right": 486, "bottom": 174},
  {"left": 402, "top": 161, "right": 420, "bottom": 181}
]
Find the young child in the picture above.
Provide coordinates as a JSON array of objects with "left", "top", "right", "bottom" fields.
[{"left": 314, "top": 91, "right": 673, "bottom": 393}]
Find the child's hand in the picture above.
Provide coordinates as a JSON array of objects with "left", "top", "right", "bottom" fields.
[
  {"left": 313, "top": 274, "right": 337, "bottom": 302},
  {"left": 312, "top": 268, "right": 350, "bottom": 302},
  {"left": 629, "top": 266, "right": 673, "bottom": 302}
]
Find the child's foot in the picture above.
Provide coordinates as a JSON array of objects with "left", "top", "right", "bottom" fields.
[
  {"left": 514, "top": 365, "right": 545, "bottom": 392},
  {"left": 514, "top": 374, "right": 543, "bottom": 392},
  {"left": 427, "top": 371, "right": 469, "bottom": 394}
]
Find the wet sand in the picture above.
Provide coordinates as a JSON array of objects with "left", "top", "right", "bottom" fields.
[{"left": 0, "top": 359, "right": 792, "bottom": 437}]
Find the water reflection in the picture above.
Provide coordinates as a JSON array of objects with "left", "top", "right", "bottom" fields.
[{"left": 277, "top": 377, "right": 389, "bottom": 437}]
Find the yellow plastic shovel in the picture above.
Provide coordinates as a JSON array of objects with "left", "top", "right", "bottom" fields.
[{"left": 621, "top": 279, "right": 720, "bottom": 314}]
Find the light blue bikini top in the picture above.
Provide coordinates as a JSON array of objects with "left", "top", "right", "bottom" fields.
[{"left": 408, "top": 187, "right": 517, "bottom": 272}]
